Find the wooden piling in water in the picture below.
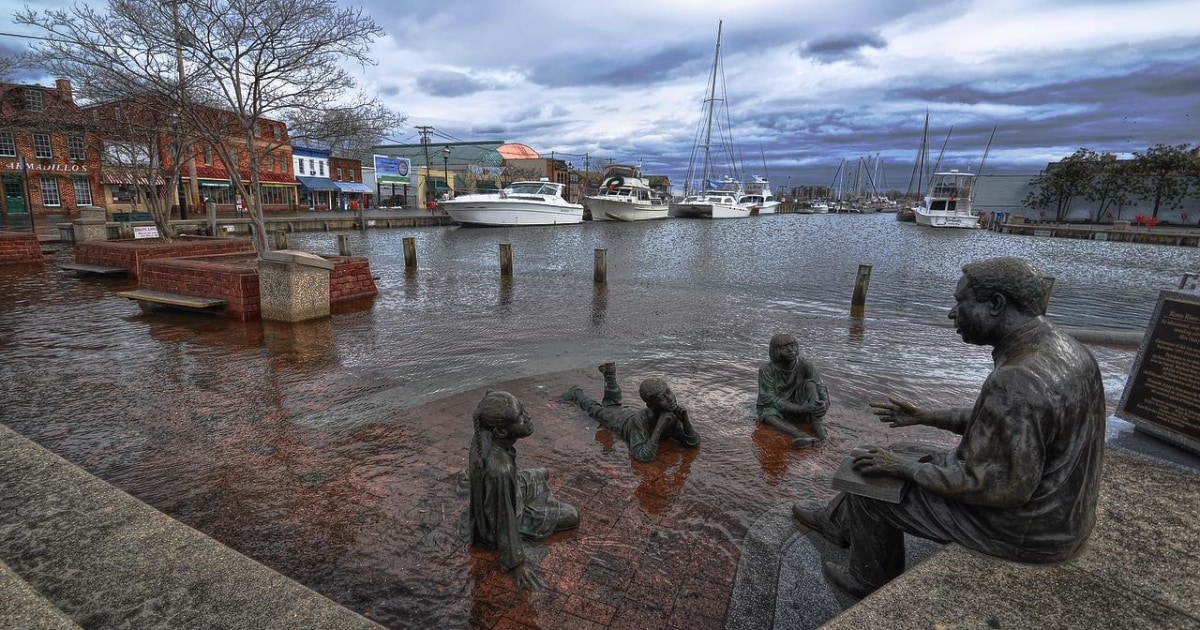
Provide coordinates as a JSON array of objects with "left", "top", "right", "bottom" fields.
[
  {"left": 499, "top": 243, "right": 513, "bottom": 278},
  {"left": 594, "top": 248, "right": 607, "bottom": 284},
  {"left": 338, "top": 235, "right": 351, "bottom": 257},
  {"left": 273, "top": 230, "right": 288, "bottom": 251},
  {"left": 403, "top": 237, "right": 417, "bottom": 271},
  {"left": 1041, "top": 276, "right": 1055, "bottom": 314},
  {"left": 851, "top": 263, "right": 873, "bottom": 317}
]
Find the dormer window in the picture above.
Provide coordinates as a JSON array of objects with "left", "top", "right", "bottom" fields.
[{"left": 25, "top": 89, "right": 45, "bottom": 112}]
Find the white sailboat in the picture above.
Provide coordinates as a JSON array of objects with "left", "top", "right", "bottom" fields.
[{"left": 669, "top": 21, "right": 749, "bottom": 220}]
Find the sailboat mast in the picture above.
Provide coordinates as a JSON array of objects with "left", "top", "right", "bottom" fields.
[{"left": 699, "top": 20, "right": 723, "bottom": 187}]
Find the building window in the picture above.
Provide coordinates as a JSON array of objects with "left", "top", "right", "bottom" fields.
[
  {"left": 318, "top": 161, "right": 325, "bottom": 176},
  {"left": 68, "top": 135, "right": 86, "bottom": 161},
  {"left": 309, "top": 159, "right": 315, "bottom": 174},
  {"left": 73, "top": 177, "right": 93, "bottom": 205},
  {"left": 40, "top": 177, "right": 61, "bottom": 206},
  {"left": 0, "top": 130, "right": 14, "bottom": 157},
  {"left": 204, "top": 146, "right": 212, "bottom": 165},
  {"left": 25, "top": 89, "right": 45, "bottom": 112},
  {"left": 336, "top": 167, "right": 343, "bottom": 181},
  {"left": 229, "top": 147, "right": 239, "bottom": 168},
  {"left": 34, "top": 133, "right": 53, "bottom": 159},
  {"left": 298, "top": 159, "right": 305, "bottom": 175}
]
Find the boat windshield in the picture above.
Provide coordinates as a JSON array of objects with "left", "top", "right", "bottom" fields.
[{"left": 507, "top": 182, "right": 559, "bottom": 196}]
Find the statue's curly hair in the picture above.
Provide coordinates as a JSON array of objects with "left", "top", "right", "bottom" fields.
[
  {"left": 638, "top": 377, "right": 670, "bottom": 402},
  {"left": 961, "top": 258, "right": 1047, "bottom": 317}
]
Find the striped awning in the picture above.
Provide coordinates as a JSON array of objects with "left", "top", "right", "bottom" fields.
[
  {"left": 334, "top": 181, "right": 372, "bottom": 193},
  {"left": 101, "top": 173, "right": 165, "bottom": 186}
]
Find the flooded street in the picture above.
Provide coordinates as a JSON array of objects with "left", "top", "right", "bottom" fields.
[{"left": 0, "top": 213, "right": 1184, "bottom": 627}]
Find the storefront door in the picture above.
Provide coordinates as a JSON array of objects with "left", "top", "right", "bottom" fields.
[{"left": 3, "top": 175, "right": 27, "bottom": 214}]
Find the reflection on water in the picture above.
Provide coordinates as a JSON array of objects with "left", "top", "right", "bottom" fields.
[{"left": 0, "top": 214, "right": 1171, "bottom": 627}]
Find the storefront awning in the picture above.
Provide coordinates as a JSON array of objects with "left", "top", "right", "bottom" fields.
[
  {"left": 101, "top": 173, "right": 165, "bottom": 186},
  {"left": 296, "top": 176, "right": 339, "bottom": 191},
  {"left": 334, "top": 181, "right": 373, "bottom": 193}
]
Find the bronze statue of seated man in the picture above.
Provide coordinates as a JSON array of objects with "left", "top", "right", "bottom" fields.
[
  {"left": 564, "top": 363, "right": 700, "bottom": 462},
  {"left": 792, "top": 258, "right": 1106, "bottom": 599}
]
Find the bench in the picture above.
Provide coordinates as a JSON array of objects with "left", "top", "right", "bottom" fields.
[
  {"left": 59, "top": 262, "right": 128, "bottom": 275},
  {"left": 116, "top": 289, "right": 227, "bottom": 314}
]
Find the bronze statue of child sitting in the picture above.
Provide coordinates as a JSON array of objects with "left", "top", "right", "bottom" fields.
[{"left": 756, "top": 333, "right": 830, "bottom": 448}]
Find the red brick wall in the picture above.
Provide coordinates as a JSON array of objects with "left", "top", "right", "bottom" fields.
[
  {"left": 328, "top": 256, "right": 378, "bottom": 303},
  {"left": 129, "top": 250, "right": 375, "bottom": 321},
  {"left": 74, "top": 237, "right": 254, "bottom": 279},
  {"left": 0, "top": 233, "right": 44, "bottom": 264},
  {"left": 138, "top": 254, "right": 260, "bottom": 321}
]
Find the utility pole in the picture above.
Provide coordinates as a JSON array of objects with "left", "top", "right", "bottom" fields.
[
  {"left": 171, "top": 0, "right": 198, "bottom": 220},
  {"left": 417, "top": 126, "right": 433, "bottom": 206}
]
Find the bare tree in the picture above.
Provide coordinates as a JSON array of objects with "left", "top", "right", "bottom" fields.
[
  {"left": 1086, "top": 156, "right": 1132, "bottom": 223},
  {"left": 19, "top": 0, "right": 400, "bottom": 254},
  {"left": 290, "top": 100, "right": 407, "bottom": 158},
  {"left": 18, "top": 2, "right": 203, "bottom": 238}
]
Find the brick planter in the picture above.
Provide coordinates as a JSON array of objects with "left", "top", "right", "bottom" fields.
[
  {"left": 0, "top": 233, "right": 44, "bottom": 265},
  {"left": 74, "top": 237, "right": 255, "bottom": 279},
  {"left": 326, "top": 256, "right": 379, "bottom": 303},
  {"left": 135, "top": 251, "right": 377, "bottom": 321},
  {"left": 138, "top": 253, "right": 261, "bottom": 321}
]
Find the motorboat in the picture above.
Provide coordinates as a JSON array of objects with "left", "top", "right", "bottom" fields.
[
  {"left": 670, "top": 190, "right": 747, "bottom": 219},
  {"left": 584, "top": 165, "right": 670, "bottom": 221},
  {"left": 738, "top": 176, "right": 781, "bottom": 215},
  {"left": 914, "top": 170, "right": 980, "bottom": 228},
  {"left": 908, "top": 113, "right": 981, "bottom": 229},
  {"left": 441, "top": 179, "right": 584, "bottom": 227}
]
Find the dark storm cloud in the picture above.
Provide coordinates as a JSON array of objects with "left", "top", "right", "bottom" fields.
[
  {"left": 414, "top": 71, "right": 491, "bottom": 97},
  {"left": 525, "top": 43, "right": 708, "bottom": 88},
  {"left": 800, "top": 32, "right": 888, "bottom": 64}
]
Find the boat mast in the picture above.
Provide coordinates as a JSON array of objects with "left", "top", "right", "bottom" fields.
[{"left": 699, "top": 20, "right": 723, "bottom": 190}]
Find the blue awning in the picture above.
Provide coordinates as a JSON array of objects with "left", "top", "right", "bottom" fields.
[
  {"left": 296, "top": 176, "right": 339, "bottom": 191},
  {"left": 334, "top": 181, "right": 373, "bottom": 193}
]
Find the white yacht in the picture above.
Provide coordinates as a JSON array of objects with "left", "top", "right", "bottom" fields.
[
  {"left": 584, "top": 165, "right": 670, "bottom": 222},
  {"left": 441, "top": 179, "right": 584, "bottom": 227}
]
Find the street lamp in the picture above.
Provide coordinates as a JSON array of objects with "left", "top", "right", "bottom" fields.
[{"left": 442, "top": 146, "right": 451, "bottom": 198}]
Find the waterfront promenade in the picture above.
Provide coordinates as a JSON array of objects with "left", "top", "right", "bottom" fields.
[{"left": 3, "top": 212, "right": 1198, "bottom": 628}]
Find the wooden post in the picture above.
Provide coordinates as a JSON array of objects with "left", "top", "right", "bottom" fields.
[
  {"left": 499, "top": 243, "right": 513, "bottom": 278},
  {"left": 273, "top": 230, "right": 288, "bottom": 250},
  {"left": 851, "top": 263, "right": 873, "bottom": 318},
  {"left": 338, "top": 234, "right": 351, "bottom": 257},
  {"left": 593, "top": 248, "right": 607, "bottom": 284},
  {"left": 403, "top": 236, "right": 417, "bottom": 271},
  {"left": 1041, "top": 276, "right": 1055, "bottom": 314}
]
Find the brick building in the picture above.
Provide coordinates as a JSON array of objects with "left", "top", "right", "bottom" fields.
[{"left": 0, "top": 79, "right": 102, "bottom": 218}]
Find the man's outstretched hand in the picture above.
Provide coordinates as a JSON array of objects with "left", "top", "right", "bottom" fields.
[{"left": 870, "top": 397, "right": 925, "bottom": 428}]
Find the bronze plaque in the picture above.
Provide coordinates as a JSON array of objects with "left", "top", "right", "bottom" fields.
[{"left": 1117, "top": 290, "right": 1200, "bottom": 455}]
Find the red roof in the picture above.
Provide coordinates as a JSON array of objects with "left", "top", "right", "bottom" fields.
[{"left": 497, "top": 143, "right": 540, "bottom": 160}]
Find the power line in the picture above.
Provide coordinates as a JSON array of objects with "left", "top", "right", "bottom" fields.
[{"left": 0, "top": 31, "right": 55, "bottom": 42}]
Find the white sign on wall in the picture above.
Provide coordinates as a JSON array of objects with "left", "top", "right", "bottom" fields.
[{"left": 133, "top": 226, "right": 160, "bottom": 239}]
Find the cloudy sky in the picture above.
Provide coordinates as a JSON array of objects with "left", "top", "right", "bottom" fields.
[{"left": 5, "top": 0, "right": 1199, "bottom": 191}]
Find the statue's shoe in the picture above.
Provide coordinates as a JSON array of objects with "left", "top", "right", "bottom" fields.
[
  {"left": 561, "top": 386, "right": 583, "bottom": 402},
  {"left": 791, "top": 502, "right": 849, "bottom": 548},
  {"left": 823, "top": 561, "right": 879, "bottom": 599},
  {"left": 598, "top": 362, "right": 616, "bottom": 377}
]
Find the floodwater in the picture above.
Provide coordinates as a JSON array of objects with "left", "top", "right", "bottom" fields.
[{"left": 0, "top": 213, "right": 1187, "bottom": 627}]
